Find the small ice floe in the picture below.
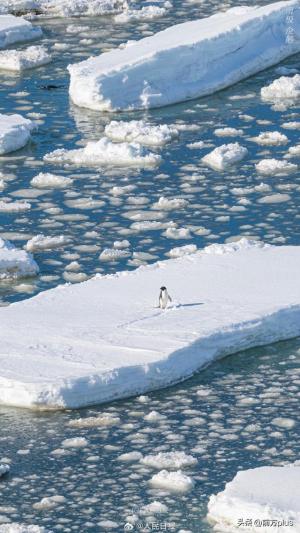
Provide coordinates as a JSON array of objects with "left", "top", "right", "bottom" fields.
[
  {"left": 0, "top": 46, "right": 51, "bottom": 72},
  {"left": 203, "top": 238, "right": 267, "bottom": 255},
  {"left": 45, "top": 0, "right": 126, "bottom": 17},
  {"left": 61, "top": 437, "right": 88, "bottom": 448},
  {"left": 202, "top": 143, "right": 248, "bottom": 170},
  {"left": 33, "top": 495, "right": 66, "bottom": 511},
  {"left": 287, "top": 144, "right": 300, "bottom": 157},
  {"left": 0, "top": 15, "right": 42, "bottom": 49},
  {"left": 281, "top": 121, "right": 300, "bottom": 130},
  {"left": 261, "top": 74, "right": 300, "bottom": 102},
  {"left": 141, "top": 451, "right": 197, "bottom": 469},
  {"left": 0, "top": 200, "right": 31, "bottom": 213},
  {"left": 152, "top": 197, "right": 188, "bottom": 211},
  {"left": 0, "top": 525, "right": 51, "bottom": 532},
  {"left": 0, "top": 238, "right": 38, "bottom": 280},
  {"left": 139, "top": 501, "right": 168, "bottom": 515},
  {"left": 25, "top": 234, "right": 69, "bottom": 252},
  {"left": 214, "top": 127, "right": 243, "bottom": 137},
  {"left": 113, "top": 240, "right": 130, "bottom": 249},
  {"left": 251, "top": 131, "right": 288, "bottom": 146},
  {"left": 163, "top": 227, "right": 191, "bottom": 239},
  {"left": 256, "top": 159, "right": 298, "bottom": 175},
  {"left": 44, "top": 138, "right": 161, "bottom": 168},
  {"left": 68, "top": 414, "right": 120, "bottom": 428},
  {"left": 231, "top": 183, "right": 271, "bottom": 195},
  {"left": 258, "top": 193, "right": 291, "bottom": 204},
  {"left": 0, "top": 114, "right": 35, "bottom": 155},
  {"left": 105, "top": 120, "right": 178, "bottom": 146},
  {"left": 167, "top": 244, "right": 197, "bottom": 258},
  {"left": 271, "top": 417, "right": 295, "bottom": 429},
  {"left": 114, "top": 4, "right": 169, "bottom": 23},
  {"left": 144, "top": 410, "right": 165, "bottom": 422},
  {"left": 0, "top": 463, "right": 10, "bottom": 477},
  {"left": 207, "top": 465, "right": 300, "bottom": 532},
  {"left": 30, "top": 173, "right": 73, "bottom": 189},
  {"left": 99, "top": 248, "right": 131, "bottom": 262},
  {"left": 117, "top": 451, "right": 143, "bottom": 462},
  {"left": 149, "top": 469, "right": 194, "bottom": 494}
]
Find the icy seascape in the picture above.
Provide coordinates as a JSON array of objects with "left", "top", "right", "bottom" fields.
[{"left": 0, "top": 0, "right": 299, "bottom": 530}]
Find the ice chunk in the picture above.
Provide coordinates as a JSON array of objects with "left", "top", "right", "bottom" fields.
[
  {"left": 0, "top": 46, "right": 51, "bottom": 71},
  {"left": 25, "top": 235, "right": 69, "bottom": 252},
  {"left": 105, "top": 120, "right": 178, "bottom": 146},
  {"left": 141, "top": 451, "right": 197, "bottom": 469},
  {"left": 0, "top": 464, "right": 10, "bottom": 477},
  {"left": 202, "top": 143, "right": 248, "bottom": 171},
  {"left": 0, "top": 114, "right": 34, "bottom": 155},
  {"left": 0, "top": 526, "right": 51, "bottom": 533},
  {"left": 0, "top": 238, "right": 39, "bottom": 280},
  {"left": 114, "top": 5, "right": 169, "bottom": 23},
  {"left": 207, "top": 465, "right": 300, "bottom": 532},
  {"left": 61, "top": 437, "right": 88, "bottom": 448},
  {"left": 44, "top": 138, "right": 161, "bottom": 168},
  {"left": 43, "top": 0, "right": 126, "bottom": 17},
  {"left": 149, "top": 470, "right": 194, "bottom": 493},
  {"left": 261, "top": 74, "right": 300, "bottom": 102},
  {"left": 68, "top": 414, "right": 120, "bottom": 428},
  {"left": 30, "top": 173, "right": 73, "bottom": 189},
  {"left": 251, "top": 131, "right": 288, "bottom": 145},
  {"left": 167, "top": 244, "right": 197, "bottom": 258},
  {"left": 68, "top": 1, "right": 300, "bottom": 111},
  {"left": 0, "top": 15, "right": 42, "bottom": 49},
  {"left": 152, "top": 197, "right": 188, "bottom": 210},
  {"left": 256, "top": 159, "right": 298, "bottom": 175}
]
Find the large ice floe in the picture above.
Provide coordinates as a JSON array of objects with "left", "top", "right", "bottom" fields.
[
  {"left": 0, "top": 46, "right": 51, "bottom": 71},
  {"left": 0, "top": 15, "right": 41, "bottom": 49},
  {"left": 0, "top": 114, "right": 35, "bottom": 155},
  {"left": 68, "top": 0, "right": 300, "bottom": 111},
  {"left": 1, "top": 239, "right": 300, "bottom": 409},
  {"left": 207, "top": 465, "right": 300, "bottom": 532},
  {"left": 0, "top": 238, "right": 39, "bottom": 281}
]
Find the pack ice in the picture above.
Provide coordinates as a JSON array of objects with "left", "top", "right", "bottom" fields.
[
  {"left": 1, "top": 239, "right": 300, "bottom": 410},
  {"left": 207, "top": 465, "right": 300, "bottom": 532},
  {"left": 68, "top": 0, "right": 300, "bottom": 111},
  {"left": 0, "top": 114, "right": 35, "bottom": 155},
  {"left": 0, "top": 15, "right": 42, "bottom": 49}
]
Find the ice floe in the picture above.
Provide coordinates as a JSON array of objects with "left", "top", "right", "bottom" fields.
[
  {"left": 207, "top": 465, "right": 300, "bottom": 532},
  {"left": 0, "top": 238, "right": 39, "bottom": 280},
  {"left": 256, "top": 159, "right": 298, "bottom": 175},
  {"left": 0, "top": 114, "right": 34, "bottom": 155},
  {"left": 0, "top": 46, "right": 51, "bottom": 71},
  {"left": 44, "top": 138, "right": 161, "bottom": 168},
  {"left": 251, "top": 131, "right": 288, "bottom": 146},
  {"left": 114, "top": 4, "right": 169, "bottom": 23},
  {"left": 149, "top": 470, "right": 194, "bottom": 493},
  {"left": 68, "top": 1, "right": 300, "bottom": 111},
  {"left": 261, "top": 74, "right": 300, "bottom": 102},
  {"left": 0, "top": 15, "right": 42, "bottom": 49},
  {"left": 0, "top": 526, "right": 51, "bottom": 533},
  {"left": 104, "top": 120, "right": 178, "bottom": 146},
  {"left": 0, "top": 463, "right": 10, "bottom": 476},
  {"left": 25, "top": 234, "right": 69, "bottom": 252},
  {"left": 141, "top": 451, "right": 197, "bottom": 469},
  {"left": 30, "top": 173, "right": 73, "bottom": 189},
  {"left": 202, "top": 143, "right": 248, "bottom": 171},
  {"left": 1, "top": 239, "right": 300, "bottom": 409}
]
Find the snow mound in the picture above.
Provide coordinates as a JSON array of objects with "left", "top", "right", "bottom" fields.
[
  {"left": 44, "top": 138, "right": 161, "bottom": 168},
  {"left": 261, "top": 74, "right": 300, "bottom": 102},
  {"left": 0, "top": 114, "right": 34, "bottom": 155},
  {"left": 0, "top": 15, "right": 42, "bottom": 49},
  {"left": 141, "top": 451, "right": 197, "bottom": 469},
  {"left": 149, "top": 470, "right": 194, "bottom": 493},
  {"left": 25, "top": 235, "right": 68, "bottom": 252},
  {"left": 30, "top": 173, "right": 73, "bottom": 189},
  {"left": 0, "top": 238, "right": 39, "bottom": 280},
  {"left": 0, "top": 46, "right": 51, "bottom": 71},
  {"left": 2, "top": 239, "right": 300, "bottom": 409},
  {"left": 0, "top": 463, "right": 10, "bottom": 476},
  {"left": 68, "top": 0, "right": 300, "bottom": 111},
  {"left": 256, "top": 159, "right": 298, "bottom": 175},
  {"left": 202, "top": 143, "right": 248, "bottom": 171},
  {"left": 105, "top": 120, "right": 178, "bottom": 146},
  {"left": 114, "top": 5, "right": 168, "bottom": 23},
  {"left": 207, "top": 465, "right": 300, "bottom": 532}
]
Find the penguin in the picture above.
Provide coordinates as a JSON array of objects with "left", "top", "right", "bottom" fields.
[{"left": 159, "top": 286, "right": 172, "bottom": 309}]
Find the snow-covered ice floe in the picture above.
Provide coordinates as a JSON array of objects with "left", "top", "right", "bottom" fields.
[
  {"left": 0, "top": 238, "right": 39, "bottom": 281},
  {"left": 261, "top": 74, "right": 300, "bottom": 103},
  {"left": 44, "top": 137, "right": 161, "bottom": 168},
  {"left": 0, "top": 46, "right": 51, "bottom": 72},
  {"left": 0, "top": 114, "right": 34, "bottom": 155},
  {"left": 0, "top": 15, "right": 42, "bottom": 49},
  {"left": 202, "top": 143, "right": 248, "bottom": 171},
  {"left": 207, "top": 465, "right": 300, "bottom": 532},
  {"left": 0, "top": 526, "right": 51, "bottom": 533},
  {"left": 1, "top": 239, "right": 300, "bottom": 409},
  {"left": 40, "top": 0, "right": 127, "bottom": 17},
  {"left": 104, "top": 120, "right": 178, "bottom": 146},
  {"left": 68, "top": 0, "right": 300, "bottom": 111}
]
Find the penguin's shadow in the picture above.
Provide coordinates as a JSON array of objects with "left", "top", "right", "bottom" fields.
[{"left": 179, "top": 302, "right": 204, "bottom": 308}]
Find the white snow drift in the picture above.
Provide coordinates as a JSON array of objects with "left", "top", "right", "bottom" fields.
[
  {"left": 0, "top": 15, "right": 42, "bottom": 49},
  {"left": 44, "top": 138, "right": 161, "bottom": 168},
  {"left": 207, "top": 465, "right": 300, "bottom": 532},
  {"left": 0, "top": 238, "right": 39, "bottom": 281},
  {"left": 0, "top": 114, "right": 34, "bottom": 155},
  {"left": 1, "top": 239, "right": 300, "bottom": 409},
  {"left": 0, "top": 46, "right": 51, "bottom": 72},
  {"left": 68, "top": 0, "right": 300, "bottom": 111}
]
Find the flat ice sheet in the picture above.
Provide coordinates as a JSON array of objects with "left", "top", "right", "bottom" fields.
[{"left": 1, "top": 240, "right": 300, "bottom": 409}]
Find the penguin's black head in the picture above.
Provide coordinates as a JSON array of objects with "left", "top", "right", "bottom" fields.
[{"left": 160, "top": 286, "right": 167, "bottom": 291}]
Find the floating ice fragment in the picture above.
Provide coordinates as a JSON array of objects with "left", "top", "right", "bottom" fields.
[
  {"left": 202, "top": 143, "right": 248, "bottom": 170},
  {"left": 149, "top": 469, "right": 194, "bottom": 493}
]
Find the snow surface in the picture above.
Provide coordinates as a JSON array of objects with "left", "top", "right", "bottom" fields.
[
  {"left": 1, "top": 239, "right": 300, "bottom": 409},
  {"left": 0, "top": 46, "right": 51, "bottom": 71},
  {"left": 207, "top": 465, "right": 300, "bottom": 532},
  {"left": 68, "top": 0, "right": 300, "bottom": 111},
  {"left": 0, "top": 15, "right": 41, "bottom": 49},
  {"left": 0, "top": 114, "right": 34, "bottom": 155},
  {"left": 0, "top": 238, "right": 39, "bottom": 281},
  {"left": 44, "top": 138, "right": 161, "bottom": 168}
]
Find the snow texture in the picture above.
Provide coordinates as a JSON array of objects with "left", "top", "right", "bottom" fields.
[
  {"left": 207, "top": 465, "right": 300, "bottom": 532},
  {"left": 0, "top": 238, "right": 39, "bottom": 281},
  {"left": 1, "top": 239, "right": 300, "bottom": 409},
  {"left": 0, "top": 114, "right": 34, "bottom": 155},
  {"left": 0, "top": 46, "right": 51, "bottom": 71},
  {"left": 0, "top": 15, "right": 42, "bottom": 49},
  {"left": 68, "top": 0, "right": 300, "bottom": 111}
]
